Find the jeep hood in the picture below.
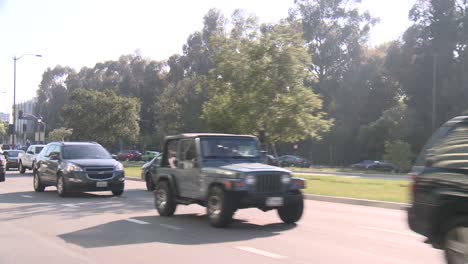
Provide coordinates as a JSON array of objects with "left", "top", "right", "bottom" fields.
[{"left": 202, "top": 162, "right": 290, "bottom": 175}]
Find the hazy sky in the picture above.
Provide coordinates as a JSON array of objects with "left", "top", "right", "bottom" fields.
[{"left": 0, "top": 0, "right": 415, "bottom": 114}]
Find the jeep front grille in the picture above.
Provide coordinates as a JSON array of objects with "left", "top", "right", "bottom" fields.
[
  {"left": 255, "top": 174, "right": 282, "bottom": 193},
  {"left": 85, "top": 167, "right": 114, "bottom": 180}
]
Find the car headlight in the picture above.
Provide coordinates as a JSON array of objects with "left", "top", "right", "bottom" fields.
[
  {"left": 114, "top": 162, "right": 124, "bottom": 171},
  {"left": 65, "top": 163, "right": 83, "bottom": 172},
  {"left": 245, "top": 175, "right": 256, "bottom": 185},
  {"left": 281, "top": 174, "right": 291, "bottom": 184}
]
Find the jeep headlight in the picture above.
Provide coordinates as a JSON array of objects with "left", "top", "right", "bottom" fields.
[
  {"left": 114, "top": 162, "right": 124, "bottom": 172},
  {"left": 245, "top": 175, "right": 256, "bottom": 185},
  {"left": 281, "top": 174, "right": 291, "bottom": 184},
  {"left": 65, "top": 163, "right": 83, "bottom": 172}
]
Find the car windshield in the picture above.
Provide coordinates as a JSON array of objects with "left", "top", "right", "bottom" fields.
[
  {"left": 200, "top": 137, "right": 261, "bottom": 159},
  {"left": 62, "top": 145, "right": 112, "bottom": 159},
  {"left": 35, "top": 147, "right": 44, "bottom": 154},
  {"left": 6, "top": 151, "right": 22, "bottom": 157}
]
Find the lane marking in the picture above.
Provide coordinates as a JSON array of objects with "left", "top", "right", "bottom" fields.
[
  {"left": 126, "top": 218, "right": 150, "bottom": 225},
  {"left": 21, "top": 195, "right": 33, "bottom": 198},
  {"left": 160, "top": 223, "right": 182, "bottom": 230},
  {"left": 358, "top": 226, "right": 421, "bottom": 237},
  {"left": 236, "top": 246, "right": 286, "bottom": 259},
  {"left": 62, "top": 204, "right": 80, "bottom": 208}
]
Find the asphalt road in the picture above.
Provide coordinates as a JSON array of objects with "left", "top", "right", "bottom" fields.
[{"left": 0, "top": 170, "right": 443, "bottom": 264}]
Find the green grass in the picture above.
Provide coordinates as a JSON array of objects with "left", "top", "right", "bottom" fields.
[
  {"left": 124, "top": 167, "right": 142, "bottom": 179},
  {"left": 300, "top": 174, "right": 410, "bottom": 203},
  {"left": 287, "top": 167, "right": 400, "bottom": 175}
]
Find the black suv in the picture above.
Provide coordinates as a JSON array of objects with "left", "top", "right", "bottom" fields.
[
  {"left": 33, "top": 142, "right": 125, "bottom": 197},
  {"left": 408, "top": 116, "right": 468, "bottom": 263},
  {"left": 153, "top": 133, "right": 305, "bottom": 228}
]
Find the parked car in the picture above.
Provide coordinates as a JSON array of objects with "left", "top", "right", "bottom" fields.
[
  {"left": 141, "top": 151, "right": 160, "bottom": 162},
  {"left": 351, "top": 160, "right": 397, "bottom": 172},
  {"left": 3, "top": 150, "right": 24, "bottom": 171},
  {"left": 0, "top": 150, "right": 5, "bottom": 182},
  {"left": 116, "top": 150, "right": 142, "bottom": 161},
  {"left": 18, "top": 144, "right": 45, "bottom": 173},
  {"left": 152, "top": 133, "right": 305, "bottom": 227},
  {"left": 278, "top": 155, "right": 311, "bottom": 168},
  {"left": 33, "top": 142, "right": 125, "bottom": 197},
  {"left": 266, "top": 154, "right": 279, "bottom": 166},
  {"left": 407, "top": 116, "right": 468, "bottom": 264},
  {"left": 141, "top": 153, "right": 162, "bottom": 191}
]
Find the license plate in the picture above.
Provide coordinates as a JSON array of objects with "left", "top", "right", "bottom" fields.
[
  {"left": 266, "top": 197, "right": 284, "bottom": 207},
  {"left": 96, "top": 181, "right": 108, "bottom": 187}
]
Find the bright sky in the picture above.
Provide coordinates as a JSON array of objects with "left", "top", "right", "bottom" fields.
[{"left": 0, "top": 0, "right": 415, "bottom": 114}]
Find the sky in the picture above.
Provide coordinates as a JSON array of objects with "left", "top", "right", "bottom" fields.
[{"left": 0, "top": 0, "right": 415, "bottom": 114}]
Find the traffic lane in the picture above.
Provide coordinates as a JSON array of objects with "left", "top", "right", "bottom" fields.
[
  {"left": 0, "top": 172, "right": 442, "bottom": 264},
  {"left": 294, "top": 171, "right": 409, "bottom": 181}
]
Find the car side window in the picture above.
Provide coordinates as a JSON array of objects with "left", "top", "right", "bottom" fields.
[
  {"left": 162, "top": 140, "right": 179, "bottom": 168},
  {"left": 429, "top": 125, "right": 468, "bottom": 170},
  {"left": 41, "top": 145, "right": 53, "bottom": 158},
  {"left": 27, "top": 146, "right": 33, "bottom": 153},
  {"left": 179, "top": 139, "right": 196, "bottom": 169}
]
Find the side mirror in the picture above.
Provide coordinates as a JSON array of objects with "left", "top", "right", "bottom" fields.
[{"left": 49, "top": 153, "right": 60, "bottom": 161}]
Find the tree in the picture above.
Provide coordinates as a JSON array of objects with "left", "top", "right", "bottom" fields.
[
  {"left": 62, "top": 89, "right": 140, "bottom": 148},
  {"left": 48, "top": 127, "right": 73, "bottom": 142},
  {"left": 203, "top": 19, "right": 332, "bottom": 143},
  {"left": 383, "top": 140, "right": 413, "bottom": 172}
]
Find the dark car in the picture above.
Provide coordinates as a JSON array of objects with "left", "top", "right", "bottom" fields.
[
  {"left": 141, "top": 153, "right": 162, "bottom": 191},
  {"left": 0, "top": 153, "right": 5, "bottom": 182},
  {"left": 278, "top": 155, "right": 311, "bottom": 168},
  {"left": 351, "top": 160, "right": 397, "bottom": 172},
  {"left": 3, "top": 150, "right": 24, "bottom": 170},
  {"left": 33, "top": 142, "right": 125, "bottom": 197},
  {"left": 116, "top": 150, "right": 142, "bottom": 161},
  {"left": 266, "top": 154, "right": 279, "bottom": 166},
  {"left": 153, "top": 133, "right": 305, "bottom": 228},
  {"left": 407, "top": 116, "right": 468, "bottom": 263}
]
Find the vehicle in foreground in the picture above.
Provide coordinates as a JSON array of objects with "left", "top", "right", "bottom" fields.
[
  {"left": 141, "top": 154, "right": 162, "bottom": 191},
  {"left": 18, "top": 144, "right": 45, "bottom": 173},
  {"left": 0, "top": 152, "right": 5, "bottom": 182},
  {"left": 116, "top": 150, "right": 142, "bottom": 161},
  {"left": 407, "top": 116, "right": 468, "bottom": 264},
  {"left": 351, "top": 160, "right": 397, "bottom": 172},
  {"left": 278, "top": 155, "right": 311, "bottom": 168},
  {"left": 153, "top": 133, "right": 305, "bottom": 228},
  {"left": 33, "top": 142, "right": 125, "bottom": 197},
  {"left": 142, "top": 151, "right": 160, "bottom": 162},
  {"left": 3, "top": 150, "right": 24, "bottom": 171}
]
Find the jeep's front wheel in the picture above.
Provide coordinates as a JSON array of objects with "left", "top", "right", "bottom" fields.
[
  {"left": 207, "top": 186, "right": 235, "bottom": 228},
  {"left": 278, "top": 191, "right": 304, "bottom": 224},
  {"left": 155, "top": 181, "right": 176, "bottom": 216}
]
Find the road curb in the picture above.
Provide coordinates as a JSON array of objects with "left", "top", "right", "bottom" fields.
[
  {"left": 304, "top": 194, "right": 409, "bottom": 210},
  {"left": 126, "top": 177, "right": 409, "bottom": 210}
]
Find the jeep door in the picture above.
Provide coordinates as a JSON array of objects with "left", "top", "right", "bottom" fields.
[{"left": 177, "top": 139, "right": 200, "bottom": 198}]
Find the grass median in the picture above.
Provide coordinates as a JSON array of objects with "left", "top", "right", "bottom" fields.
[{"left": 123, "top": 167, "right": 410, "bottom": 203}]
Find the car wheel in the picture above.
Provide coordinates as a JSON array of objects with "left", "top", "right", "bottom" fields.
[
  {"left": 444, "top": 217, "right": 468, "bottom": 264},
  {"left": 57, "top": 174, "right": 68, "bottom": 197},
  {"left": 19, "top": 162, "right": 26, "bottom": 174},
  {"left": 277, "top": 191, "right": 304, "bottom": 224},
  {"left": 155, "top": 181, "right": 177, "bottom": 216},
  {"left": 207, "top": 186, "right": 235, "bottom": 228},
  {"left": 33, "top": 170, "right": 45, "bottom": 192},
  {"left": 146, "top": 173, "right": 155, "bottom": 191},
  {"left": 112, "top": 189, "right": 124, "bottom": 196}
]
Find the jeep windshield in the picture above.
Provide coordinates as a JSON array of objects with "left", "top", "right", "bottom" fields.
[
  {"left": 200, "top": 137, "right": 261, "bottom": 159},
  {"left": 62, "top": 145, "right": 112, "bottom": 159}
]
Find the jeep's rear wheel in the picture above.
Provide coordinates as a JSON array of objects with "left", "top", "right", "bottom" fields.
[
  {"left": 146, "top": 173, "right": 155, "bottom": 191},
  {"left": 444, "top": 217, "right": 468, "bottom": 264},
  {"left": 278, "top": 191, "right": 304, "bottom": 224},
  {"left": 155, "top": 181, "right": 176, "bottom": 216},
  {"left": 207, "top": 186, "right": 234, "bottom": 228}
]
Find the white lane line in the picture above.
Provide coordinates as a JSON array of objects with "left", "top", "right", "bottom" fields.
[
  {"left": 160, "top": 223, "right": 183, "bottom": 230},
  {"left": 21, "top": 195, "right": 33, "bottom": 198},
  {"left": 236, "top": 246, "right": 286, "bottom": 259},
  {"left": 358, "top": 226, "right": 421, "bottom": 237},
  {"left": 126, "top": 218, "right": 150, "bottom": 225},
  {"left": 62, "top": 204, "right": 80, "bottom": 208}
]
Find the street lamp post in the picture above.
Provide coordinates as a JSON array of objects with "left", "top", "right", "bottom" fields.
[{"left": 12, "top": 54, "right": 42, "bottom": 148}]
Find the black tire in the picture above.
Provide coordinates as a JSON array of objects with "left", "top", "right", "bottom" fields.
[
  {"left": 112, "top": 189, "right": 124, "bottom": 196},
  {"left": 443, "top": 217, "right": 468, "bottom": 264},
  {"left": 146, "top": 173, "right": 155, "bottom": 191},
  {"left": 33, "top": 170, "right": 45, "bottom": 192},
  {"left": 278, "top": 191, "right": 304, "bottom": 224},
  {"left": 207, "top": 186, "right": 235, "bottom": 228},
  {"left": 57, "top": 174, "right": 68, "bottom": 197},
  {"left": 19, "top": 162, "right": 26, "bottom": 174},
  {"left": 155, "top": 181, "right": 177, "bottom": 216}
]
